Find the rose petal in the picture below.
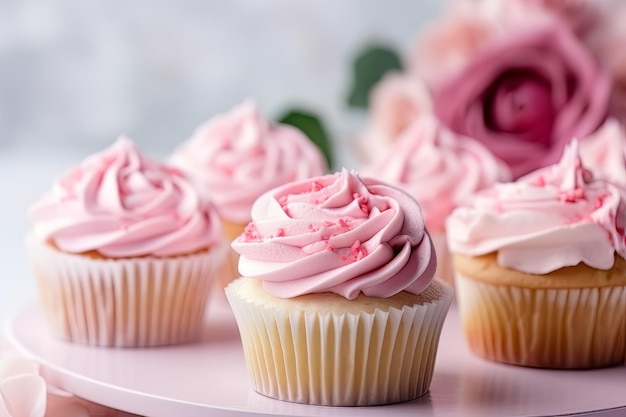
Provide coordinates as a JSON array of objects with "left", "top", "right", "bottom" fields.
[
  {"left": 0, "top": 357, "right": 38, "bottom": 381},
  {"left": 434, "top": 23, "right": 610, "bottom": 178},
  {"left": 0, "top": 374, "right": 46, "bottom": 417}
]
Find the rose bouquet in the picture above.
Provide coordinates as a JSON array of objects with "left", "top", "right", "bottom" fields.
[{"left": 358, "top": 0, "right": 626, "bottom": 180}]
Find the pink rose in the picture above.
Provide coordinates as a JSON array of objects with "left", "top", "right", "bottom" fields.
[
  {"left": 409, "top": 12, "right": 501, "bottom": 85},
  {"left": 0, "top": 353, "right": 46, "bottom": 417},
  {"left": 518, "top": 0, "right": 608, "bottom": 36},
  {"left": 0, "top": 348, "right": 132, "bottom": 417},
  {"left": 409, "top": 0, "right": 561, "bottom": 85},
  {"left": 356, "top": 73, "right": 431, "bottom": 164},
  {"left": 585, "top": 3, "right": 626, "bottom": 123},
  {"left": 369, "top": 72, "right": 432, "bottom": 140},
  {"left": 433, "top": 24, "right": 611, "bottom": 178}
]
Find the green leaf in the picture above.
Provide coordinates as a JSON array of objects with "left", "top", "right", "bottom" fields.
[
  {"left": 278, "top": 109, "right": 334, "bottom": 169},
  {"left": 347, "top": 44, "right": 403, "bottom": 109}
]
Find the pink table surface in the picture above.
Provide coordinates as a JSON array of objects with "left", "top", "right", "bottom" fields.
[{"left": 5, "top": 295, "right": 626, "bottom": 417}]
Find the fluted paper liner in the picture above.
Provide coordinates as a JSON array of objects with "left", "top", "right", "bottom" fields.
[
  {"left": 226, "top": 278, "right": 453, "bottom": 406},
  {"left": 26, "top": 236, "right": 227, "bottom": 347},
  {"left": 455, "top": 272, "right": 626, "bottom": 368}
]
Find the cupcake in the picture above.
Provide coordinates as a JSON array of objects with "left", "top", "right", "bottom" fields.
[
  {"left": 363, "top": 115, "right": 511, "bottom": 286},
  {"left": 226, "top": 170, "right": 453, "bottom": 406},
  {"left": 27, "top": 137, "right": 226, "bottom": 347},
  {"left": 447, "top": 141, "right": 626, "bottom": 369},
  {"left": 170, "top": 101, "right": 327, "bottom": 288}
]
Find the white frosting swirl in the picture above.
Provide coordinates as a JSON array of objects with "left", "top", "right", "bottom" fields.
[{"left": 447, "top": 141, "right": 626, "bottom": 273}]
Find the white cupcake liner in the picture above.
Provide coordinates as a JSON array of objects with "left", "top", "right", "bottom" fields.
[
  {"left": 455, "top": 272, "right": 626, "bottom": 368},
  {"left": 26, "top": 236, "right": 227, "bottom": 347},
  {"left": 431, "top": 232, "right": 453, "bottom": 287},
  {"left": 225, "top": 278, "right": 453, "bottom": 406}
]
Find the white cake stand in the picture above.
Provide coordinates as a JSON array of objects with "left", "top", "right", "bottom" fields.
[{"left": 5, "top": 295, "right": 626, "bottom": 417}]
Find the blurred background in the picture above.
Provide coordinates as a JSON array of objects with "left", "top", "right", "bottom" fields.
[
  {"left": 0, "top": 0, "right": 440, "bottom": 318},
  {"left": 0, "top": 0, "right": 441, "bottom": 157}
]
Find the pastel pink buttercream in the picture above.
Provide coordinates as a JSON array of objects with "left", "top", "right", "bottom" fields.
[
  {"left": 363, "top": 115, "right": 511, "bottom": 233},
  {"left": 231, "top": 170, "right": 437, "bottom": 300},
  {"left": 170, "top": 101, "right": 328, "bottom": 224},
  {"left": 30, "top": 137, "right": 222, "bottom": 257},
  {"left": 579, "top": 118, "right": 626, "bottom": 188},
  {"left": 447, "top": 141, "right": 626, "bottom": 274}
]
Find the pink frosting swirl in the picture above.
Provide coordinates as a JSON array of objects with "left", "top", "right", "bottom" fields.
[
  {"left": 231, "top": 170, "right": 437, "bottom": 300},
  {"left": 447, "top": 141, "right": 626, "bottom": 274},
  {"left": 30, "top": 137, "right": 222, "bottom": 257},
  {"left": 363, "top": 115, "right": 511, "bottom": 233},
  {"left": 170, "top": 101, "right": 328, "bottom": 224}
]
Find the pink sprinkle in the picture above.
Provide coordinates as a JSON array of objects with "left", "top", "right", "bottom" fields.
[
  {"left": 327, "top": 246, "right": 335, "bottom": 252},
  {"left": 559, "top": 188, "right": 585, "bottom": 203},
  {"left": 324, "top": 221, "right": 334, "bottom": 227},
  {"left": 533, "top": 176, "right": 546, "bottom": 186},
  {"left": 311, "top": 181, "right": 323, "bottom": 192},
  {"left": 358, "top": 197, "right": 370, "bottom": 214},
  {"left": 340, "top": 255, "right": 347, "bottom": 261},
  {"left": 350, "top": 240, "right": 368, "bottom": 261},
  {"left": 352, "top": 192, "right": 361, "bottom": 199},
  {"left": 243, "top": 223, "right": 260, "bottom": 241},
  {"left": 574, "top": 188, "right": 585, "bottom": 199},
  {"left": 276, "top": 228, "right": 285, "bottom": 237},
  {"left": 338, "top": 218, "right": 349, "bottom": 228}
]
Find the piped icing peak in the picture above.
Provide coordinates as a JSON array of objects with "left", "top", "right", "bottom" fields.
[
  {"left": 232, "top": 169, "right": 437, "bottom": 300},
  {"left": 525, "top": 140, "right": 592, "bottom": 202},
  {"left": 30, "top": 137, "right": 222, "bottom": 257},
  {"left": 447, "top": 140, "right": 626, "bottom": 274},
  {"left": 363, "top": 115, "right": 511, "bottom": 232},
  {"left": 170, "top": 100, "right": 328, "bottom": 224}
]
